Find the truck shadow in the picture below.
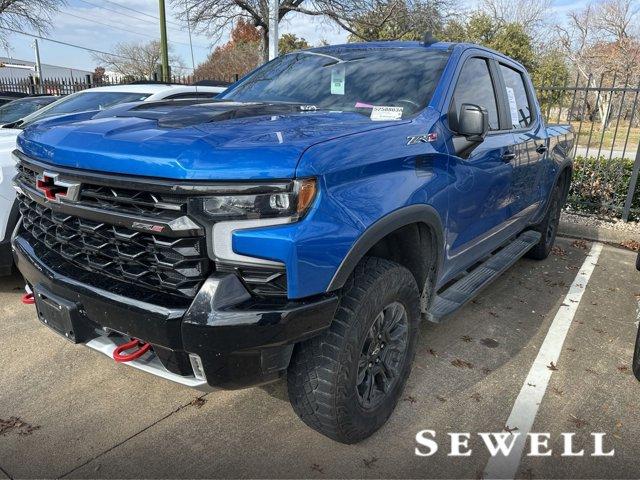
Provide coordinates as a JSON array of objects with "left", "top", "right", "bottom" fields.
[{"left": 0, "top": 270, "right": 24, "bottom": 294}]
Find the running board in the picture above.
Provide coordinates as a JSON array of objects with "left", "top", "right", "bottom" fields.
[{"left": 427, "top": 230, "right": 541, "bottom": 323}]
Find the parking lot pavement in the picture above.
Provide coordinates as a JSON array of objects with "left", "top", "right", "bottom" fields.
[{"left": 0, "top": 237, "right": 638, "bottom": 479}]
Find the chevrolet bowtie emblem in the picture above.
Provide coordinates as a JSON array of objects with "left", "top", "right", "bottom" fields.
[{"left": 35, "top": 172, "right": 81, "bottom": 203}]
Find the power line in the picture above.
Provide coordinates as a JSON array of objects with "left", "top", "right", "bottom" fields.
[
  {"left": 101, "top": 0, "right": 182, "bottom": 27},
  {"left": 75, "top": 0, "right": 210, "bottom": 49},
  {"left": 77, "top": 0, "right": 194, "bottom": 39},
  {"left": 0, "top": 26, "right": 132, "bottom": 60},
  {"left": 60, "top": 10, "right": 209, "bottom": 50},
  {"left": 0, "top": 26, "right": 194, "bottom": 71}
]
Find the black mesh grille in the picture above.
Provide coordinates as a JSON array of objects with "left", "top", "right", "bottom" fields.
[{"left": 18, "top": 195, "right": 210, "bottom": 298}]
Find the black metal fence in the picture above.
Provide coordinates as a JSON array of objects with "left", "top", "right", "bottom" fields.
[
  {"left": 0, "top": 73, "right": 638, "bottom": 222},
  {"left": 0, "top": 73, "right": 239, "bottom": 96},
  {"left": 536, "top": 75, "right": 640, "bottom": 222}
]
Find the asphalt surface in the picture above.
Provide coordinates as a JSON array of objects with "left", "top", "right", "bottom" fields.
[{"left": 0, "top": 237, "right": 639, "bottom": 479}]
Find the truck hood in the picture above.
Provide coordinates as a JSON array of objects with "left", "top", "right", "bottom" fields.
[{"left": 17, "top": 101, "right": 410, "bottom": 180}]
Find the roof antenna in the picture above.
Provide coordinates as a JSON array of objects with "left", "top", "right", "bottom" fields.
[{"left": 422, "top": 31, "right": 437, "bottom": 46}]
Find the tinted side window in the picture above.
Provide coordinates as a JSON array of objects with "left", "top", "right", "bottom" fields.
[
  {"left": 451, "top": 58, "right": 499, "bottom": 130},
  {"left": 499, "top": 64, "right": 533, "bottom": 129}
]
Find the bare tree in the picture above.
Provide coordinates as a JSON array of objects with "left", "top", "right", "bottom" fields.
[
  {"left": 91, "top": 40, "right": 186, "bottom": 79},
  {"left": 0, "top": 0, "right": 66, "bottom": 45},
  {"left": 556, "top": 0, "right": 640, "bottom": 129},
  {"left": 480, "top": 0, "right": 551, "bottom": 29},
  {"left": 175, "top": 0, "right": 455, "bottom": 62}
]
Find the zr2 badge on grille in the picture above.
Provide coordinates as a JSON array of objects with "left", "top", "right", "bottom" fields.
[
  {"left": 35, "top": 171, "right": 81, "bottom": 203},
  {"left": 131, "top": 221, "right": 165, "bottom": 233}
]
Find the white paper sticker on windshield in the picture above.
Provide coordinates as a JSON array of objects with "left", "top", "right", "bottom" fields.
[
  {"left": 370, "top": 106, "right": 403, "bottom": 121},
  {"left": 331, "top": 66, "right": 345, "bottom": 95},
  {"left": 506, "top": 86, "right": 519, "bottom": 126}
]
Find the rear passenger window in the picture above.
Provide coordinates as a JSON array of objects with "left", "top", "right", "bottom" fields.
[
  {"left": 499, "top": 65, "right": 533, "bottom": 129},
  {"left": 451, "top": 58, "right": 499, "bottom": 131}
]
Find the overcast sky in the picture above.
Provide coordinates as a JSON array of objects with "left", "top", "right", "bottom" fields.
[{"left": 0, "top": 0, "right": 592, "bottom": 74}]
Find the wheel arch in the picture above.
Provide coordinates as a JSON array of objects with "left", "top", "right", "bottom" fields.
[{"left": 327, "top": 205, "right": 445, "bottom": 311}]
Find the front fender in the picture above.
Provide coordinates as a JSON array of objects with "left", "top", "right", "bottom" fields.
[{"left": 327, "top": 204, "right": 445, "bottom": 291}]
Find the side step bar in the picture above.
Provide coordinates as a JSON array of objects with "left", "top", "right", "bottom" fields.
[{"left": 427, "top": 230, "right": 542, "bottom": 323}]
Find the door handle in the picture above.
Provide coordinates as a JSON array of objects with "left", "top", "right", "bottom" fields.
[
  {"left": 501, "top": 151, "right": 516, "bottom": 162},
  {"left": 536, "top": 144, "right": 548, "bottom": 155}
]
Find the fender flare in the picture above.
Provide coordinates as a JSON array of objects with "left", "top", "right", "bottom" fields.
[{"left": 327, "top": 204, "right": 445, "bottom": 292}]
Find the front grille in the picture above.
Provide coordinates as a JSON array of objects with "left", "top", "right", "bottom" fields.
[
  {"left": 16, "top": 163, "right": 187, "bottom": 219},
  {"left": 18, "top": 195, "right": 210, "bottom": 298}
]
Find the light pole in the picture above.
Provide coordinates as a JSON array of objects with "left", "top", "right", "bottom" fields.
[
  {"left": 32, "top": 39, "right": 43, "bottom": 93},
  {"left": 158, "top": 0, "right": 170, "bottom": 81}
]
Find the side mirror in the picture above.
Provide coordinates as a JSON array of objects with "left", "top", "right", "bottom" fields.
[{"left": 458, "top": 103, "right": 489, "bottom": 142}]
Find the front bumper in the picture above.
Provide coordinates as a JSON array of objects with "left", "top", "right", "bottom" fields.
[{"left": 13, "top": 233, "right": 339, "bottom": 390}]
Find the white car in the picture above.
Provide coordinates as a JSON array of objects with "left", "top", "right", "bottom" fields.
[{"left": 0, "top": 83, "right": 227, "bottom": 275}]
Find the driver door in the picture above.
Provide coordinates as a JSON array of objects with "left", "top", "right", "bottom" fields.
[{"left": 443, "top": 56, "right": 518, "bottom": 280}]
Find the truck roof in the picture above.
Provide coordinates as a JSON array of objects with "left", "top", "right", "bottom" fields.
[{"left": 306, "top": 40, "right": 526, "bottom": 70}]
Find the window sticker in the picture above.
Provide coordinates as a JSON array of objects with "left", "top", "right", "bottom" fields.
[
  {"left": 370, "top": 106, "right": 403, "bottom": 121},
  {"left": 505, "top": 86, "right": 520, "bottom": 126},
  {"left": 331, "top": 66, "right": 345, "bottom": 95}
]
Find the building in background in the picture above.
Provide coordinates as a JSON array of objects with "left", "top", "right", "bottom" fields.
[{"left": 0, "top": 57, "right": 91, "bottom": 81}]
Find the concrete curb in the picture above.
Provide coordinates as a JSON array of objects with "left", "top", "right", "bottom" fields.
[{"left": 559, "top": 220, "right": 636, "bottom": 244}]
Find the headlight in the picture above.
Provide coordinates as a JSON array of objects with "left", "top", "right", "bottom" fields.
[{"left": 199, "top": 178, "right": 317, "bottom": 221}]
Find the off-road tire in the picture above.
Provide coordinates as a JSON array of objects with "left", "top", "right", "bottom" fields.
[
  {"left": 287, "top": 257, "right": 421, "bottom": 444},
  {"left": 525, "top": 182, "right": 563, "bottom": 260}
]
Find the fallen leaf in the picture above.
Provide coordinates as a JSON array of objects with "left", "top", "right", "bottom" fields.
[
  {"left": 551, "top": 387, "right": 564, "bottom": 396},
  {"left": 620, "top": 240, "right": 640, "bottom": 251},
  {"left": 480, "top": 338, "right": 500, "bottom": 348},
  {"left": 552, "top": 246, "right": 567, "bottom": 257},
  {"left": 504, "top": 425, "right": 519, "bottom": 433},
  {"left": 547, "top": 362, "right": 558, "bottom": 371},
  {"left": 471, "top": 393, "right": 482, "bottom": 402},
  {"left": 451, "top": 358, "right": 474, "bottom": 369},
  {"left": 190, "top": 397, "right": 207, "bottom": 408},
  {"left": 461, "top": 335, "right": 473, "bottom": 343},
  {"left": 0, "top": 417, "right": 40, "bottom": 436},
  {"left": 403, "top": 395, "right": 417, "bottom": 404},
  {"left": 435, "top": 395, "right": 447, "bottom": 402},
  {"left": 311, "top": 464, "right": 325, "bottom": 474},
  {"left": 572, "top": 239, "right": 588, "bottom": 250},
  {"left": 428, "top": 348, "right": 439, "bottom": 357},
  {"left": 569, "top": 415, "right": 589, "bottom": 428},
  {"left": 363, "top": 457, "right": 378, "bottom": 468},
  {"left": 617, "top": 365, "right": 630, "bottom": 373}
]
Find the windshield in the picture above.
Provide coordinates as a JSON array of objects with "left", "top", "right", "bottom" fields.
[
  {"left": 16, "top": 91, "right": 151, "bottom": 128},
  {"left": 220, "top": 48, "right": 450, "bottom": 118},
  {"left": 0, "top": 97, "right": 57, "bottom": 124}
]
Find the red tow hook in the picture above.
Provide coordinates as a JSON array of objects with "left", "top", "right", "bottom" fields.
[
  {"left": 21, "top": 293, "right": 35, "bottom": 305},
  {"left": 113, "top": 338, "right": 151, "bottom": 363}
]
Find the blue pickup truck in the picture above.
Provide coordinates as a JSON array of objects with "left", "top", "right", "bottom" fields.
[{"left": 12, "top": 40, "right": 573, "bottom": 443}]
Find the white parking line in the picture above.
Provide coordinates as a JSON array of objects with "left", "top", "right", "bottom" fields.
[{"left": 483, "top": 242, "right": 603, "bottom": 479}]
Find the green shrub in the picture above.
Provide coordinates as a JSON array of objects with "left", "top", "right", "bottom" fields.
[{"left": 567, "top": 156, "right": 640, "bottom": 221}]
